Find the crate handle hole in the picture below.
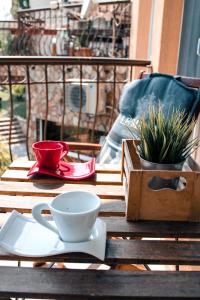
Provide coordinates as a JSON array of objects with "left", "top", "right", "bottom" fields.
[{"left": 148, "top": 176, "right": 186, "bottom": 191}]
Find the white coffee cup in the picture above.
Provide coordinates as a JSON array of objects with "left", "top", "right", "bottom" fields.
[{"left": 32, "top": 191, "right": 101, "bottom": 242}]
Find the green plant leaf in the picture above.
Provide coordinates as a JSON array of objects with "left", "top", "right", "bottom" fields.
[{"left": 122, "top": 103, "right": 200, "bottom": 164}]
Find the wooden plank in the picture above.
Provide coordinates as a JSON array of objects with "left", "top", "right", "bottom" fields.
[
  {"left": 0, "top": 195, "right": 125, "bottom": 216},
  {"left": 123, "top": 141, "right": 142, "bottom": 220},
  {"left": 140, "top": 171, "right": 195, "bottom": 221},
  {"left": 98, "top": 199, "right": 125, "bottom": 216},
  {"left": 1, "top": 212, "right": 200, "bottom": 239},
  {"left": 95, "top": 164, "right": 121, "bottom": 173},
  {"left": 0, "top": 267, "right": 200, "bottom": 299},
  {"left": 190, "top": 172, "right": 200, "bottom": 221},
  {"left": 124, "top": 141, "right": 134, "bottom": 171},
  {"left": 107, "top": 239, "right": 200, "bottom": 265},
  {"left": 1, "top": 239, "right": 200, "bottom": 265},
  {"left": 0, "top": 181, "right": 124, "bottom": 199},
  {"left": 125, "top": 140, "right": 141, "bottom": 170},
  {"left": 67, "top": 142, "right": 102, "bottom": 151},
  {"left": 126, "top": 170, "right": 142, "bottom": 220},
  {"left": 124, "top": 156, "right": 131, "bottom": 179},
  {"left": 9, "top": 160, "right": 121, "bottom": 173},
  {"left": 102, "top": 217, "right": 200, "bottom": 238},
  {"left": 1, "top": 169, "right": 122, "bottom": 185}
]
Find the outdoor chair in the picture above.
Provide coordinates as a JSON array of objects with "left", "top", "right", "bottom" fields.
[
  {"left": 65, "top": 72, "right": 200, "bottom": 164},
  {"left": 96, "top": 72, "right": 200, "bottom": 164}
]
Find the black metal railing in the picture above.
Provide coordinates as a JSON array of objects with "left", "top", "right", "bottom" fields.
[
  {"left": 0, "top": 0, "right": 131, "bottom": 57},
  {"left": 0, "top": 56, "right": 151, "bottom": 160}
]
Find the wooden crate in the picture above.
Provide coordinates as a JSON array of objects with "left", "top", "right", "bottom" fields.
[{"left": 121, "top": 139, "right": 200, "bottom": 221}]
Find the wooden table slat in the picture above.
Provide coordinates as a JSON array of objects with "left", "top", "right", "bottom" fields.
[
  {"left": 1, "top": 239, "right": 200, "bottom": 265},
  {"left": 9, "top": 160, "right": 121, "bottom": 173},
  {"left": 0, "top": 181, "right": 124, "bottom": 199},
  {"left": 1, "top": 169, "right": 122, "bottom": 185},
  {"left": 103, "top": 217, "right": 200, "bottom": 238},
  {"left": 0, "top": 267, "right": 200, "bottom": 299},
  {"left": 0, "top": 195, "right": 125, "bottom": 216},
  {"left": 1, "top": 212, "right": 200, "bottom": 238}
]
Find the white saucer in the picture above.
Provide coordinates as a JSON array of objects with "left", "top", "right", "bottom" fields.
[{"left": 0, "top": 211, "right": 106, "bottom": 261}]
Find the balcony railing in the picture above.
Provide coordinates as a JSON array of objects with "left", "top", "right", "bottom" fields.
[
  {"left": 0, "top": 21, "right": 18, "bottom": 55},
  {"left": 0, "top": 56, "right": 151, "bottom": 160},
  {"left": 0, "top": 0, "right": 131, "bottom": 57}
]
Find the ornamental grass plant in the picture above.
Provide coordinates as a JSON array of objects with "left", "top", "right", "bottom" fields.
[{"left": 124, "top": 104, "right": 200, "bottom": 164}]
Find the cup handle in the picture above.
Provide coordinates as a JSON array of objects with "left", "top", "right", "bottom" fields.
[
  {"left": 32, "top": 203, "right": 59, "bottom": 235},
  {"left": 59, "top": 142, "right": 69, "bottom": 159}
]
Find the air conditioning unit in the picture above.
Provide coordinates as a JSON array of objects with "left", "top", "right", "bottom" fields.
[{"left": 65, "top": 80, "right": 105, "bottom": 115}]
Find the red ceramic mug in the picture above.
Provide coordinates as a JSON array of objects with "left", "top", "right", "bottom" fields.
[{"left": 32, "top": 141, "right": 69, "bottom": 170}]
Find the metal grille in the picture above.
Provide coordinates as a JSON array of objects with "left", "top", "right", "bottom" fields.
[
  {"left": 0, "top": 56, "right": 151, "bottom": 160},
  {"left": 0, "top": 0, "right": 131, "bottom": 57},
  {"left": 68, "top": 84, "right": 87, "bottom": 111}
]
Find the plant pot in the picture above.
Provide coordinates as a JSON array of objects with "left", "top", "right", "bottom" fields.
[
  {"left": 122, "top": 140, "right": 200, "bottom": 221},
  {"left": 139, "top": 157, "right": 185, "bottom": 190}
]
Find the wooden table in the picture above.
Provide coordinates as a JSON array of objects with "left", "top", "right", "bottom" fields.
[{"left": 1, "top": 160, "right": 200, "bottom": 299}]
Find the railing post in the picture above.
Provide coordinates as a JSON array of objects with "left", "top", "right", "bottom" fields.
[
  {"left": 26, "top": 64, "right": 31, "bottom": 159},
  {"left": 7, "top": 65, "right": 13, "bottom": 162}
]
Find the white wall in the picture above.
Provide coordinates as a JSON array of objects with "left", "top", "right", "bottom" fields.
[
  {"left": 0, "top": 0, "right": 12, "bottom": 20},
  {"left": 29, "top": 0, "right": 52, "bottom": 9}
]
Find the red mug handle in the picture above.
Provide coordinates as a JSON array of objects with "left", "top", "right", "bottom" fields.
[{"left": 58, "top": 142, "right": 69, "bottom": 159}]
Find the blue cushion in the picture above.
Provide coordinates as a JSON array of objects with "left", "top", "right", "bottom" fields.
[{"left": 120, "top": 73, "right": 200, "bottom": 118}]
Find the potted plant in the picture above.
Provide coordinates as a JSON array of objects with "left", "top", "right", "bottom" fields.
[{"left": 123, "top": 104, "right": 200, "bottom": 189}]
